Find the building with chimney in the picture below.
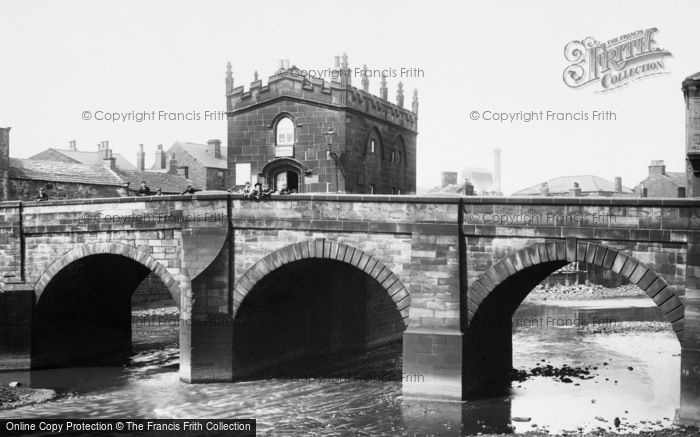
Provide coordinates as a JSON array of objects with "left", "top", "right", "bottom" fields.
[
  {"left": 30, "top": 141, "right": 137, "bottom": 171},
  {"left": 0, "top": 132, "right": 189, "bottom": 200},
  {"left": 148, "top": 140, "right": 227, "bottom": 191},
  {"left": 513, "top": 175, "right": 633, "bottom": 197},
  {"left": 0, "top": 128, "right": 129, "bottom": 200},
  {"left": 425, "top": 171, "right": 474, "bottom": 196},
  {"left": 633, "top": 160, "right": 687, "bottom": 198},
  {"left": 425, "top": 149, "right": 503, "bottom": 196},
  {"left": 226, "top": 54, "right": 417, "bottom": 194}
]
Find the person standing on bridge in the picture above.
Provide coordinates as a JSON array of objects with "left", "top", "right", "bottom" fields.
[
  {"left": 137, "top": 181, "right": 151, "bottom": 197},
  {"left": 35, "top": 188, "right": 49, "bottom": 201},
  {"left": 180, "top": 181, "right": 199, "bottom": 195}
]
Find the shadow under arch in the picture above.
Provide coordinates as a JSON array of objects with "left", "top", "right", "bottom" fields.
[
  {"left": 32, "top": 243, "right": 181, "bottom": 368},
  {"left": 34, "top": 242, "right": 181, "bottom": 305},
  {"left": 463, "top": 241, "right": 685, "bottom": 397},
  {"left": 233, "top": 239, "right": 410, "bottom": 320},
  {"left": 231, "top": 239, "right": 410, "bottom": 379}
]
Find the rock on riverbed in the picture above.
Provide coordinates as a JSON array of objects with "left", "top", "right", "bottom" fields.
[
  {"left": 0, "top": 387, "right": 56, "bottom": 409},
  {"left": 525, "top": 284, "right": 646, "bottom": 301}
]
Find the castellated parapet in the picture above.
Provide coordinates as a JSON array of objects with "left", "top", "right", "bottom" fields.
[{"left": 227, "top": 70, "right": 418, "bottom": 132}]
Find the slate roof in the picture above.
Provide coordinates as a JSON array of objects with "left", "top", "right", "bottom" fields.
[
  {"left": 171, "top": 141, "right": 227, "bottom": 169},
  {"left": 113, "top": 169, "right": 190, "bottom": 194},
  {"left": 665, "top": 172, "right": 687, "bottom": 187},
  {"left": 8, "top": 158, "right": 124, "bottom": 186},
  {"left": 32, "top": 148, "right": 137, "bottom": 171},
  {"left": 513, "top": 175, "right": 634, "bottom": 196}
]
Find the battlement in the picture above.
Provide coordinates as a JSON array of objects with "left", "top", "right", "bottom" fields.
[{"left": 225, "top": 56, "right": 418, "bottom": 132}]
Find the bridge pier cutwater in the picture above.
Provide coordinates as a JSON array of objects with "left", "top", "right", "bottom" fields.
[{"left": 0, "top": 194, "right": 698, "bottom": 425}]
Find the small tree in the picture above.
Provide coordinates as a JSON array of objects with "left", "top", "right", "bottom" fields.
[{"left": 462, "top": 178, "right": 475, "bottom": 196}]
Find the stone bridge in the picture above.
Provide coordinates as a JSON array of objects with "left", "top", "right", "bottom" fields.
[{"left": 0, "top": 194, "right": 698, "bottom": 424}]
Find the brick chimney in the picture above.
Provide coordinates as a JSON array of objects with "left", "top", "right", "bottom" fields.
[
  {"left": 441, "top": 171, "right": 457, "bottom": 188},
  {"left": 614, "top": 176, "right": 622, "bottom": 193},
  {"left": 207, "top": 139, "right": 222, "bottom": 159},
  {"left": 539, "top": 182, "right": 549, "bottom": 196},
  {"left": 167, "top": 153, "right": 178, "bottom": 175},
  {"left": 136, "top": 144, "right": 145, "bottom": 172},
  {"left": 69, "top": 140, "right": 77, "bottom": 151},
  {"left": 103, "top": 149, "right": 117, "bottom": 170},
  {"left": 154, "top": 144, "right": 166, "bottom": 170},
  {"left": 569, "top": 181, "right": 582, "bottom": 197},
  {"left": 98, "top": 141, "right": 110, "bottom": 159},
  {"left": 649, "top": 160, "right": 666, "bottom": 176},
  {"left": 0, "top": 127, "right": 10, "bottom": 200}
]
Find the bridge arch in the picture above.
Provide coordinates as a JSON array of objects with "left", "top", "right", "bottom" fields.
[
  {"left": 468, "top": 241, "right": 685, "bottom": 341},
  {"left": 231, "top": 239, "right": 410, "bottom": 379},
  {"left": 34, "top": 242, "right": 181, "bottom": 305},
  {"left": 232, "top": 239, "right": 410, "bottom": 324}
]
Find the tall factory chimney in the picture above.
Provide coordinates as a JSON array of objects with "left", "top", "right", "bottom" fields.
[{"left": 493, "top": 147, "right": 502, "bottom": 195}]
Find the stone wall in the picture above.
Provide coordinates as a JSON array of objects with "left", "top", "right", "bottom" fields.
[
  {"left": 345, "top": 114, "right": 416, "bottom": 194},
  {"left": 132, "top": 272, "right": 174, "bottom": 304},
  {"left": 0, "top": 128, "right": 9, "bottom": 200},
  {"left": 228, "top": 100, "right": 345, "bottom": 193},
  {"left": 9, "top": 178, "right": 125, "bottom": 201}
]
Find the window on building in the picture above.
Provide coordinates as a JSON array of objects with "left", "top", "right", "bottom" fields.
[
  {"left": 235, "top": 163, "right": 251, "bottom": 186},
  {"left": 391, "top": 150, "right": 396, "bottom": 163},
  {"left": 370, "top": 139, "right": 376, "bottom": 154},
  {"left": 369, "top": 184, "right": 375, "bottom": 194},
  {"left": 397, "top": 188, "right": 401, "bottom": 195},
  {"left": 216, "top": 170, "right": 225, "bottom": 189},
  {"left": 276, "top": 117, "right": 295, "bottom": 145}
]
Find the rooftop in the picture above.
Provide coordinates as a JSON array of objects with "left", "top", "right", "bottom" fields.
[
  {"left": 171, "top": 141, "right": 227, "bottom": 169},
  {"left": 8, "top": 158, "right": 124, "bottom": 186},
  {"left": 33, "top": 148, "right": 137, "bottom": 171},
  {"left": 513, "top": 175, "right": 634, "bottom": 196}
]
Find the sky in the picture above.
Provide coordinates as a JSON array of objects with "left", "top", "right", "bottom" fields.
[{"left": 0, "top": 0, "right": 698, "bottom": 194}]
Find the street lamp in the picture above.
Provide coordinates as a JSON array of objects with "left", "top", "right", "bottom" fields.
[{"left": 323, "top": 124, "right": 344, "bottom": 193}]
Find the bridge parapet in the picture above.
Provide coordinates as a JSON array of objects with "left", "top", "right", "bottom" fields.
[{"left": 463, "top": 196, "right": 700, "bottom": 240}]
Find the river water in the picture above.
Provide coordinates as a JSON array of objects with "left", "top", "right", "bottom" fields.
[{"left": 0, "top": 297, "right": 681, "bottom": 436}]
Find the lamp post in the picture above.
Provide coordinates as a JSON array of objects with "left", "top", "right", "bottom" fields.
[{"left": 323, "top": 124, "right": 342, "bottom": 193}]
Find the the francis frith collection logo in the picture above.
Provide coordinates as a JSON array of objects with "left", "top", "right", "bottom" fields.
[{"left": 563, "top": 28, "right": 672, "bottom": 92}]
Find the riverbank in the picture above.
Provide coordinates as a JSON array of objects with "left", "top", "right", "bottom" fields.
[
  {"left": 526, "top": 284, "right": 646, "bottom": 301},
  {"left": 0, "top": 387, "right": 56, "bottom": 410},
  {"left": 495, "top": 428, "right": 699, "bottom": 436}
]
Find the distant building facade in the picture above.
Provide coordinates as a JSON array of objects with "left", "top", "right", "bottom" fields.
[
  {"left": 0, "top": 130, "right": 187, "bottom": 201},
  {"left": 150, "top": 140, "right": 227, "bottom": 191},
  {"left": 226, "top": 55, "right": 417, "bottom": 194},
  {"left": 513, "top": 175, "right": 633, "bottom": 197},
  {"left": 0, "top": 129, "right": 127, "bottom": 200},
  {"left": 634, "top": 160, "right": 687, "bottom": 198}
]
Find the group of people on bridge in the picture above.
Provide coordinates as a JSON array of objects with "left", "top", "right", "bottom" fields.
[
  {"left": 233, "top": 181, "right": 295, "bottom": 201},
  {"left": 136, "top": 181, "right": 198, "bottom": 197}
]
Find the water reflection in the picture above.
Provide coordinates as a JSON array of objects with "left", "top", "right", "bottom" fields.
[{"left": 0, "top": 297, "right": 681, "bottom": 436}]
